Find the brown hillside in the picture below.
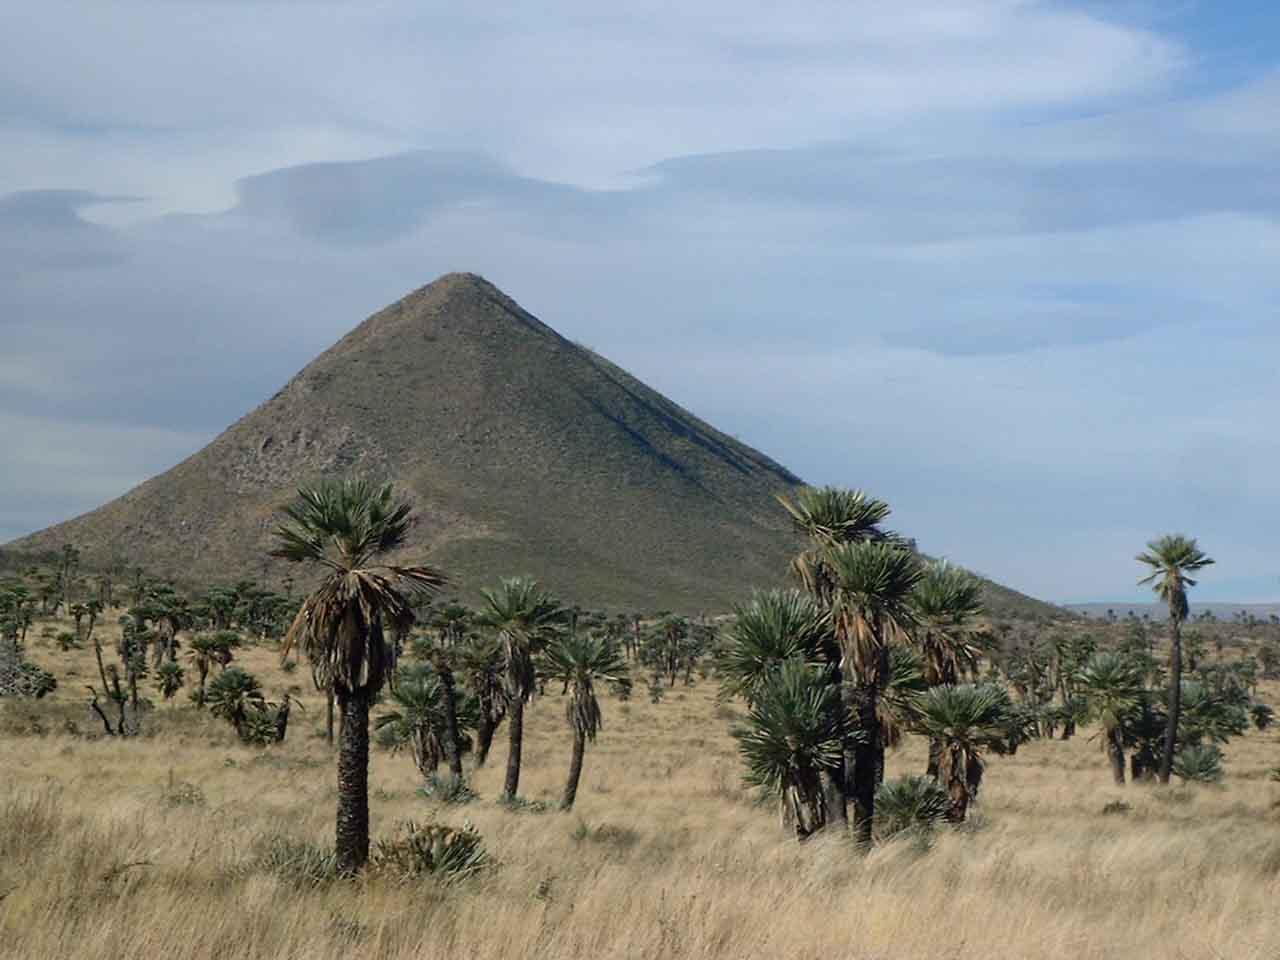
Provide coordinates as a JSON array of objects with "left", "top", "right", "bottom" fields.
[{"left": 7, "top": 273, "right": 1058, "bottom": 616}]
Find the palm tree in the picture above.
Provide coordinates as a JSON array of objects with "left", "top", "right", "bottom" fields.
[
  {"left": 187, "top": 631, "right": 240, "bottom": 707},
  {"left": 732, "top": 659, "right": 845, "bottom": 840},
  {"left": 375, "top": 664, "right": 478, "bottom": 782},
  {"left": 206, "top": 666, "right": 266, "bottom": 738},
  {"left": 777, "top": 485, "right": 895, "bottom": 824},
  {"left": 541, "top": 633, "right": 630, "bottom": 810},
  {"left": 828, "top": 540, "right": 922, "bottom": 845},
  {"left": 1077, "top": 652, "right": 1143, "bottom": 785},
  {"left": 1137, "top": 535, "right": 1214, "bottom": 784},
  {"left": 272, "top": 478, "right": 446, "bottom": 876},
  {"left": 911, "top": 684, "right": 1013, "bottom": 822},
  {"left": 423, "top": 602, "right": 473, "bottom": 782},
  {"left": 911, "top": 561, "right": 988, "bottom": 775},
  {"left": 456, "top": 634, "right": 508, "bottom": 766},
  {"left": 475, "top": 577, "right": 564, "bottom": 802},
  {"left": 717, "top": 590, "right": 826, "bottom": 705},
  {"left": 776, "top": 486, "right": 895, "bottom": 605}
]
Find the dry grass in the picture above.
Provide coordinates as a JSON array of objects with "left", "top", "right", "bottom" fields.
[{"left": 2, "top": 617, "right": 1279, "bottom": 959}]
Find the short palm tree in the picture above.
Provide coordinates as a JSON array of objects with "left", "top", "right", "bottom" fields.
[
  {"left": 422, "top": 602, "right": 474, "bottom": 782},
  {"left": 828, "top": 540, "right": 922, "bottom": 845},
  {"left": 1077, "top": 652, "right": 1143, "bottom": 785},
  {"left": 1137, "top": 535, "right": 1213, "bottom": 783},
  {"left": 375, "top": 664, "right": 478, "bottom": 782},
  {"left": 187, "top": 630, "right": 240, "bottom": 707},
  {"left": 911, "top": 560, "right": 988, "bottom": 775},
  {"left": 272, "top": 478, "right": 446, "bottom": 876},
  {"left": 911, "top": 684, "right": 1013, "bottom": 822},
  {"left": 205, "top": 666, "right": 266, "bottom": 738},
  {"left": 455, "top": 634, "right": 508, "bottom": 767},
  {"left": 475, "top": 577, "right": 564, "bottom": 801},
  {"left": 154, "top": 659, "right": 185, "bottom": 701},
  {"left": 732, "top": 658, "right": 845, "bottom": 840},
  {"left": 541, "top": 633, "right": 630, "bottom": 810},
  {"left": 718, "top": 589, "right": 826, "bottom": 705}
]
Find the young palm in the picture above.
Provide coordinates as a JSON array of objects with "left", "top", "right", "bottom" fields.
[
  {"left": 718, "top": 589, "right": 826, "bottom": 705},
  {"left": 732, "top": 658, "right": 845, "bottom": 840},
  {"left": 1077, "top": 652, "right": 1143, "bottom": 785},
  {"left": 911, "top": 684, "right": 1013, "bottom": 822},
  {"left": 828, "top": 540, "right": 922, "bottom": 845},
  {"left": 205, "top": 666, "right": 266, "bottom": 738},
  {"left": 541, "top": 633, "right": 630, "bottom": 810},
  {"left": 475, "top": 577, "right": 565, "bottom": 801},
  {"left": 272, "top": 478, "right": 446, "bottom": 876},
  {"left": 187, "top": 631, "right": 240, "bottom": 708},
  {"left": 1137, "top": 535, "right": 1214, "bottom": 784}
]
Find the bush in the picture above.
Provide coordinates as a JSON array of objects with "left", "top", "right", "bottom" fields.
[
  {"left": 1173, "top": 744, "right": 1224, "bottom": 784},
  {"left": 419, "top": 773, "right": 476, "bottom": 805},
  {"left": 1250, "top": 702, "right": 1275, "bottom": 731},
  {"left": 250, "top": 834, "right": 337, "bottom": 887},
  {"left": 874, "top": 775, "right": 949, "bottom": 841},
  {"left": 371, "top": 820, "right": 492, "bottom": 884}
]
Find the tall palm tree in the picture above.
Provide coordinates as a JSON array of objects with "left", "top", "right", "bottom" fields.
[
  {"left": 1077, "top": 652, "right": 1143, "bottom": 785},
  {"left": 911, "top": 561, "right": 989, "bottom": 776},
  {"left": 777, "top": 485, "right": 895, "bottom": 824},
  {"left": 272, "top": 478, "right": 446, "bottom": 876},
  {"left": 475, "top": 577, "right": 564, "bottom": 802},
  {"left": 828, "top": 540, "right": 922, "bottom": 845},
  {"left": 541, "top": 633, "right": 630, "bottom": 810},
  {"left": 732, "top": 658, "right": 845, "bottom": 840},
  {"left": 910, "top": 684, "right": 1013, "bottom": 822},
  {"left": 1137, "top": 535, "right": 1213, "bottom": 784}
]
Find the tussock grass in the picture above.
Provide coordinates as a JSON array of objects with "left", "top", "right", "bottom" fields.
[{"left": 2, "top": 620, "right": 1279, "bottom": 958}]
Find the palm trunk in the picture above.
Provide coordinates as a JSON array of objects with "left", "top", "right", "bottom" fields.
[
  {"left": 1107, "top": 728, "right": 1126, "bottom": 785},
  {"left": 926, "top": 737, "right": 942, "bottom": 778},
  {"left": 335, "top": 690, "right": 371, "bottom": 876},
  {"left": 561, "top": 727, "right": 586, "bottom": 810},
  {"left": 1158, "top": 617, "right": 1182, "bottom": 785},
  {"left": 438, "top": 665, "right": 464, "bottom": 781},
  {"left": 476, "top": 707, "right": 497, "bottom": 767},
  {"left": 851, "top": 679, "right": 879, "bottom": 847},
  {"left": 326, "top": 688, "right": 335, "bottom": 746},
  {"left": 943, "top": 748, "right": 969, "bottom": 823},
  {"left": 503, "top": 698, "right": 525, "bottom": 800}
]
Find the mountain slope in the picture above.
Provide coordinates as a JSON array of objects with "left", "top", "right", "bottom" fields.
[{"left": 7, "top": 273, "right": 1059, "bottom": 617}]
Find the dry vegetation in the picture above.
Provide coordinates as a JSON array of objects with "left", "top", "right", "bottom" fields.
[{"left": 2, "top": 615, "right": 1278, "bottom": 960}]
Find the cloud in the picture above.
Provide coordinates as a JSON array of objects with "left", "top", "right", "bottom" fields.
[{"left": 0, "top": 3, "right": 1275, "bottom": 602}]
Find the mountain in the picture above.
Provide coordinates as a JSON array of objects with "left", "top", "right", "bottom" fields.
[{"left": 6, "top": 273, "right": 1059, "bottom": 617}]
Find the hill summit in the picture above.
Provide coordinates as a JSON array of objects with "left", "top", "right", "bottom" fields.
[{"left": 8, "top": 273, "right": 1056, "bottom": 615}]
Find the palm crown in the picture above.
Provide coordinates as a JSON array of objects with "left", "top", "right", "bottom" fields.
[
  {"left": 827, "top": 540, "right": 922, "bottom": 677},
  {"left": 718, "top": 589, "right": 826, "bottom": 705},
  {"left": 475, "top": 576, "right": 564, "bottom": 703},
  {"left": 542, "top": 633, "right": 630, "bottom": 742},
  {"left": 271, "top": 478, "right": 446, "bottom": 697},
  {"left": 1136, "top": 535, "right": 1213, "bottom": 623},
  {"left": 911, "top": 560, "right": 988, "bottom": 686}
]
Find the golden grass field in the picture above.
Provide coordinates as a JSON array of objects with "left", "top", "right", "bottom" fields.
[{"left": 2, "top": 615, "right": 1279, "bottom": 960}]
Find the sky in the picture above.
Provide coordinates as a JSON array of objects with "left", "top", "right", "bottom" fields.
[{"left": 2, "top": 1, "right": 1278, "bottom": 605}]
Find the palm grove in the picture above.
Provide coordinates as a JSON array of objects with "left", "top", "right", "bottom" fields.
[{"left": 2, "top": 475, "right": 1270, "bottom": 875}]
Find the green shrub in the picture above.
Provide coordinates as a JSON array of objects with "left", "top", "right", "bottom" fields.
[
  {"left": 874, "top": 775, "right": 949, "bottom": 841},
  {"left": 1173, "top": 744, "right": 1224, "bottom": 784},
  {"left": 250, "top": 834, "right": 337, "bottom": 887},
  {"left": 371, "top": 820, "right": 492, "bottom": 884}
]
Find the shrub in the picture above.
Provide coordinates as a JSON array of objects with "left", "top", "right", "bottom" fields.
[
  {"left": 1173, "top": 744, "right": 1224, "bottom": 784},
  {"left": 874, "top": 775, "right": 950, "bottom": 841},
  {"left": 419, "top": 773, "right": 477, "bottom": 805},
  {"left": 250, "top": 834, "right": 337, "bottom": 887},
  {"left": 1250, "top": 702, "right": 1275, "bottom": 731},
  {"left": 371, "top": 820, "right": 492, "bottom": 884}
]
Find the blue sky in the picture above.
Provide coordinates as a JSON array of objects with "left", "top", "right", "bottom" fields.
[{"left": 2, "top": 1, "right": 1277, "bottom": 604}]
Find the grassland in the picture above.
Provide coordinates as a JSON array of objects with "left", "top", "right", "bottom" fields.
[{"left": 2, "top": 614, "right": 1278, "bottom": 960}]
